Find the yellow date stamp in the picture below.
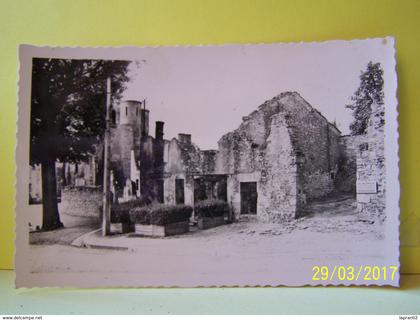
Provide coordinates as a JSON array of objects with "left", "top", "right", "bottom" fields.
[{"left": 312, "top": 265, "right": 399, "bottom": 282}]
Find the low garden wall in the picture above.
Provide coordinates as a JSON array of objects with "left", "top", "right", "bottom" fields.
[{"left": 60, "top": 186, "right": 102, "bottom": 217}]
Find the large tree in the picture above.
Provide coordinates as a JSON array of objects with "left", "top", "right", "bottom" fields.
[
  {"left": 346, "top": 61, "right": 384, "bottom": 135},
  {"left": 30, "top": 58, "right": 131, "bottom": 230}
]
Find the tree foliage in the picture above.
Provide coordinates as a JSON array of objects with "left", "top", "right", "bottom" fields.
[
  {"left": 30, "top": 58, "right": 131, "bottom": 164},
  {"left": 346, "top": 61, "right": 384, "bottom": 135},
  {"left": 30, "top": 58, "right": 131, "bottom": 230}
]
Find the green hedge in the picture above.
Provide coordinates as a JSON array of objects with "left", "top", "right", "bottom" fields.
[
  {"left": 129, "top": 204, "right": 193, "bottom": 226},
  {"left": 110, "top": 197, "right": 151, "bottom": 223},
  {"left": 194, "top": 199, "right": 229, "bottom": 218}
]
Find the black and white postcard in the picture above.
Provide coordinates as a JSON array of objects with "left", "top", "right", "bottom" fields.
[{"left": 15, "top": 38, "right": 399, "bottom": 287}]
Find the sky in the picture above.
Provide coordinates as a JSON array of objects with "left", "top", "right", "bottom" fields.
[{"left": 122, "top": 39, "right": 392, "bottom": 150}]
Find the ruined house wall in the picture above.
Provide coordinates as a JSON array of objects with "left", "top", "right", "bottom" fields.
[
  {"left": 106, "top": 95, "right": 345, "bottom": 220},
  {"left": 164, "top": 136, "right": 202, "bottom": 175},
  {"left": 273, "top": 92, "right": 341, "bottom": 201},
  {"left": 200, "top": 150, "right": 218, "bottom": 174},
  {"left": 215, "top": 92, "right": 343, "bottom": 221},
  {"left": 336, "top": 135, "right": 366, "bottom": 193},
  {"left": 165, "top": 137, "right": 201, "bottom": 207},
  {"left": 175, "top": 135, "right": 202, "bottom": 174},
  {"left": 138, "top": 135, "right": 155, "bottom": 198},
  {"left": 258, "top": 113, "right": 298, "bottom": 221},
  {"left": 109, "top": 101, "right": 147, "bottom": 190},
  {"left": 215, "top": 98, "right": 277, "bottom": 175},
  {"left": 216, "top": 99, "right": 298, "bottom": 221},
  {"left": 356, "top": 102, "right": 385, "bottom": 222},
  {"left": 162, "top": 139, "right": 185, "bottom": 205},
  {"left": 162, "top": 173, "right": 195, "bottom": 207},
  {"left": 110, "top": 125, "right": 134, "bottom": 186}
]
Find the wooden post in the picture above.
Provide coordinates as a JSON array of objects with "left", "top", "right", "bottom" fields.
[{"left": 102, "top": 77, "right": 112, "bottom": 236}]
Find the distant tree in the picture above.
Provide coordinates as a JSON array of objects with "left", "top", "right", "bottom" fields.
[
  {"left": 346, "top": 61, "right": 384, "bottom": 135},
  {"left": 30, "top": 58, "right": 131, "bottom": 230}
]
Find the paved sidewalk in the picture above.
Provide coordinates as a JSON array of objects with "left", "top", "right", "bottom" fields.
[
  {"left": 71, "top": 224, "right": 203, "bottom": 250},
  {"left": 72, "top": 229, "right": 134, "bottom": 250}
]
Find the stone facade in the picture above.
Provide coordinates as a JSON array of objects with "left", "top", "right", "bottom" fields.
[
  {"left": 29, "top": 92, "right": 362, "bottom": 224},
  {"left": 215, "top": 92, "right": 342, "bottom": 221},
  {"left": 336, "top": 135, "right": 366, "bottom": 194},
  {"left": 110, "top": 100, "right": 148, "bottom": 191},
  {"left": 356, "top": 102, "right": 386, "bottom": 222}
]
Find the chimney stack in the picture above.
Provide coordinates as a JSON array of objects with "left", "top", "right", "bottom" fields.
[
  {"left": 155, "top": 121, "right": 164, "bottom": 140},
  {"left": 140, "top": 108, "right": 149, "bottom": 137}
]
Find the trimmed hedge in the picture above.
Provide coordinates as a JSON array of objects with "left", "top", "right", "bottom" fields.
[
  {"left": 110, "top": 197, "right": 151, "bottom": 223},
  {"left": 130, "top": 204, "right": 193, "bottom": 226},
  {"left": 194, "top": 199, "right": 229, "bottom": 218}
]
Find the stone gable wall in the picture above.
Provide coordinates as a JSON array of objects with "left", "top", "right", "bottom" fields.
[
  {"left": 215, "top": 92, "right": 343, "bottom": 220},
  {"left": 161, "top": 137, "right": 201, "bottom": 206},
  {"left": 164, "top": 138, "right": 202, "bottom": 174},
  {"left": 216, "top": 99, "right": 298, "bottom": 221},
  {"left": 272, "top": 92, "right": 342, "bottom": 201}
]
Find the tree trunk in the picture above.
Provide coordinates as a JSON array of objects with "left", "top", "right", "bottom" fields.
[{"left": 41, "top": 158, "right": 64, "bottom": 230}]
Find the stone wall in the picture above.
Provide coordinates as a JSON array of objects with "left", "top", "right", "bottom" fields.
[
  {"left": 356, "top": 102, "right": 385, "bottom": 222},
  {"left": 216, "top": 98, "right": 298, "bottom": 221},
  {"left": 215, "top": 92, "right": 342, "bottom": 221},
  {"left": 60, "top": 186, "right": 102, "bottom": 218},
  {"left": 175, "top": 137, "right": 202, "bottom": 174},
  {"left": 336, "top": 135, "right": 366, "bottom": 193},
  {"left": 162, "top": 137, "right": 202, "bottom": 206},
  {"left": 138, "top": 135, "right": 155, "bottom": 198},
  {"left": 303, "top": 171, "right": 334, "bottom": 200},
  {"left": 105, "top": 93, "right": 348, "bottom": 222},
  {"left": 258, "top": 113, "right": 298, "bottom": 221},
  {"left": 200, "top": 150, "right": 218, "bottom": 174},
  {"left": 137, "top": 134, "right": 203, "bottom": 204},
  {"left": 272, "top": 92, "right": 341, "bottom": 201},
  {"left": 110, "top": 103, "right": 144, "bottom": 188},
  {"left": 110, "top": 124, "right": 135, "bottom": 184}
]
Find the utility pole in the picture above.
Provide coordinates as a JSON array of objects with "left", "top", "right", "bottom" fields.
[{"left": 102, "top": 77, "right": 111, "bottom": 236}]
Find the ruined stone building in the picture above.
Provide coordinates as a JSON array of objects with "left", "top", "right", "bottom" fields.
[
  {"left": 30, "top": 91, "right": 371, "bottom": 222},
  {"left": 102, "top": 91, "right": 348, "bottom": 222},
  {"left": 214, "top": 92, "right": 343, "bottom": 221}
]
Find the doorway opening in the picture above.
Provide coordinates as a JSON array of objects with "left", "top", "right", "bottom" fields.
[{"left": 240, "top": 182, "right": 257, "bottom": 215}]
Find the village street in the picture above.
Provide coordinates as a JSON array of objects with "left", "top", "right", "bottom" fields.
[{"left": 27, "top": 195, "right": 388, "bottom": 286}]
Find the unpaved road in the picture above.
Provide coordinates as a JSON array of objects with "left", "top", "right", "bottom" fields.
[{"left": 25, "top": 195, "right": 392, "bottom": 287}]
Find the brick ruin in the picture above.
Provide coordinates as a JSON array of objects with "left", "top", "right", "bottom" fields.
[{"left": 29, "top": 91, "right": 385, "bottom": 223}]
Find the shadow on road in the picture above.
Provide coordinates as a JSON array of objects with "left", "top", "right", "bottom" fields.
[{"left": 29, "top": 212, "right": 100, "bottom": 245}]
